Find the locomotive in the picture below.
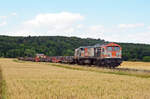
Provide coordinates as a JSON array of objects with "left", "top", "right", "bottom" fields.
[
  {"left": 18, "top": 42, "right": 122, "bottom": 68},
  {"left": 74, "top": 42, "right": 122, "bottom": 68}
]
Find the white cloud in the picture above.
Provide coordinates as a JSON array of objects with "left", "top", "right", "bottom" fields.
[
  {"left": 118, "top": 32, "right": 150, "bottom": 44},
  {"left": 0, "top": 16, "right": 7, "bottom": 19},
  {"left": 3, "top": 11, "right": 150, "bottom": 44},
  {"left": 0, "top": 21, "right": 7, "bottom": 26},
  {"left": 77, "top": 25, "right": 105, "bottom": 39},
  {"left": 0, "top": 15, "right": 7, "bottom": 27},
  {"left": 98, "top": 26, "right": 150, "bottom": 44},
  {"left": 76, "top": 24, "right": 84, "bottom": 29},
  {"left": 14, "top": 12, "right": 84, "bottom": 36},
  {"left": 147, "top": 26, "right": 150, "bottom": 30},
  {"left": 24, "top": 12, "right": 84, "bottom": 27},
  {"left": 11, "top": 12, "right": 17, "bottom": 16},
  {"left": 118, "top": 23, "right": 144, "bottom": 28},
  {"left": 89, "top": 25, "right": 104, "bottom": 33}
]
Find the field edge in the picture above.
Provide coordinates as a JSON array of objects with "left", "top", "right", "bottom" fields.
[
  {"left": 0, "top": 66, "right": 7, "bottom": 99},
  {"left": 48, "top": 63, "right": 150, "bottom": 79}
]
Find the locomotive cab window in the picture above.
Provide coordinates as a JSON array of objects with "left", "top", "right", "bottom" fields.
[
  {"left": 107, "top": 46, "right": 120, "bottom": 51},
  {"left": 114, "top": 47, "right": 120, "bottom": 51},
  {"left": 107, "top": 47, "right": 113, "bottom": 51},
  {"left": 80, "top": 48, "right": 84, "bottom": 51}
]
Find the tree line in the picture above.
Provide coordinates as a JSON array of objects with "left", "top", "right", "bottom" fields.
[{"left": 0, "top": 35, "right": 150, "bottom": 61}]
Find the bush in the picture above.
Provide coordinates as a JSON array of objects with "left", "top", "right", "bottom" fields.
[{"left": 143, "top": 56, "right": 150, "bottom": 62}]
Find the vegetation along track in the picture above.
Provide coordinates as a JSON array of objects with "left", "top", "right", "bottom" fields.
[
  {"left": 16, "top": 59, "right": 150, "bottom": 74},
  {"left": 115, "top": 67, "right": 150, "bottom": 73},
  {"left": 15, "top": 59, "right": 150, "bottom": 78},
  {"left": 46, "top": 63, "right": 150, "bottom": 78},
  {"left": 14, "top": 59, "right": 150, "bottom": 79},
  {"left": 50, "top": 62, "right": 150, "bottom": 73}
]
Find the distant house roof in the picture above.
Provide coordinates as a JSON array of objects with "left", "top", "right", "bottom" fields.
[{"left": 36, "top": 54, "right": 45, "bottom": 56}]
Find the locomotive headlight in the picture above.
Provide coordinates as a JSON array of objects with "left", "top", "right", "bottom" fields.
[
  {"left": 108, "top": 53, "right": 112, "bottom": 57},
  {"left": 116, "top": 52, "right": 120, "bottom": 57}
]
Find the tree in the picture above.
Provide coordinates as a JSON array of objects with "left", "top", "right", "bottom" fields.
[
  {"left": 1, "top": 35, "right": 150, "bottom": 62},
  {"left": 24, "top": 49, "right": 36, "bottom": 57},
  {"left": 143, "top": 56, "right": 150, "bottom": 62}
]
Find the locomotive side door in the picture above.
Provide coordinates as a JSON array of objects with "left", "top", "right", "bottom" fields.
[
  {"left": 101, "top": 48, "right": 105, "bottom": 58},
  {"left": 94, "top": 47, "right": 101, "bottom": 57},
  {"left": 97, "top": 48, "right": 101, "bottom": 57},
  {"left": 94, "top": 48, "right": 97, "bottom": 57},
  {"left": 80, "top": 48, "right": 84, "bottom": 57}
]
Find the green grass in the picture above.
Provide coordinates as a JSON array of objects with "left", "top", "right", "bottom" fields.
[
  {"left": 50, "top": 63, "right": 150, "bottom": 78},
  {"left": 14, "top": 59, "right": 150, "bottom": 78},
  {"left": 13, "top": 59, "right": 25, "bottom": 63}
]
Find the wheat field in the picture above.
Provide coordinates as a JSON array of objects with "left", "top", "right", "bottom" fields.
[
  {"left": 120, "top": 61, "right": 150, "bottom": 70},
  {"left": 0, "top": 58, "right": 150, "bottom": 99}
]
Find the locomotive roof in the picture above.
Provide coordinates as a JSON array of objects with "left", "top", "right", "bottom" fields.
[
  {"left": 95, "top": 42, "right": 120, "bottom": 47},
  {"left": 77, "top": 42, "right": 120, "bottom": 49},
  {"left": 36, "top": 53, "right": 45, "bottom": 56}
]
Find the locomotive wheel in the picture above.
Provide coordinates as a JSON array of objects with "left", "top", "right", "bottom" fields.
[
  {"left": 78, "top": 60, "right": 84, "bottom": 65},
  {"left": 95, "top": 61, "right": 100, "bottom": 66},
  {"left": 84, "top": 59, "right": 92, "bottom": 66},
  {"left": 93, "top": 60, "right": 97, "bottom": 65}
]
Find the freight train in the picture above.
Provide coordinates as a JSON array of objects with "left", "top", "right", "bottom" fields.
[{"left": 18, "top": 42, "right": 122, "bottom": 68}]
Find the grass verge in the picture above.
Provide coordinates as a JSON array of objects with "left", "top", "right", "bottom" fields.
[
  {"left": 50, "top": 63, "right": 150, "bottom": 78},
  {"left": 13, "top": 59, "right": 25, "bottom": 63},
  {"left": 14, "top": 60, "right": 150, "bottom": 78}
]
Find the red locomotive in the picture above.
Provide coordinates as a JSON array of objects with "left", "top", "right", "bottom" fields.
[
  {"left": 74, "top": 42, "right": 122, "bottom": 68},
  {"left": 18, "top": 42, "right": 122, "bottom": 68}
]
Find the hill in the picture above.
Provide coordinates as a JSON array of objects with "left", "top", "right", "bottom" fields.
[{"left": 0, "top": 35, "right": 150, "bottom": 61}]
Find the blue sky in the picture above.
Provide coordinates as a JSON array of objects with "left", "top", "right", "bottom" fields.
[{"left": 0, "top": 0, "right": 150, "bottom": 44}]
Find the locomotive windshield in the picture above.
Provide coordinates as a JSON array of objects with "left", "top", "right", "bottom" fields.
[
  {"left": 107, "top": 47, "right": 113, "bottom": 51},
  {"left": 114, "top": 47, "right": 120, "bottom": 51},
  {"left": 107, "top": 46, "right": 120, "bottom": 51}
]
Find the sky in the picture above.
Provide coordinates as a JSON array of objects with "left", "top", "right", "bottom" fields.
[{"left": 0, "top": 0, "right": 150, "bottom": 44}]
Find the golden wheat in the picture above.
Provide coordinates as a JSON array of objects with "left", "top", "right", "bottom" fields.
[
  {"left": 0, "top": 58, "right": 150, "bottom": 99},
  {"left": 120, "top": 61, "right": 150, "bottom": 70}
]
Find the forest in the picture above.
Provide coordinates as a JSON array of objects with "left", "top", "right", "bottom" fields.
[{"left": 0, "top": 35, "right": 150, "bottom": 61}]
